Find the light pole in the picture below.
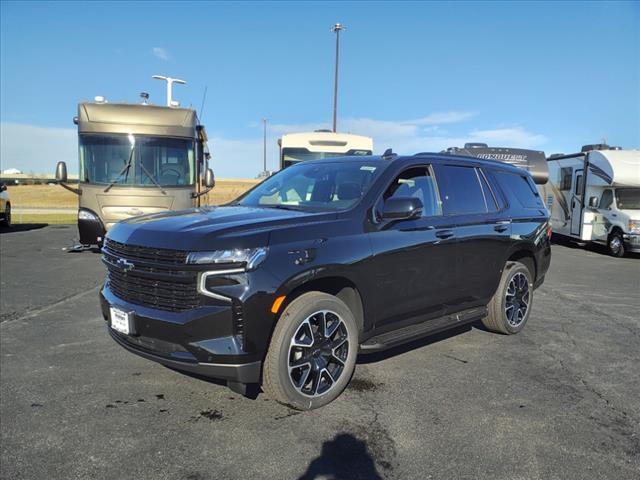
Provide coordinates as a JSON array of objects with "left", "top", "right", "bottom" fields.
[
  {"left": 331, "top": 23, "right": 345, "bottom": 133},
  {"left": 262, "top": 118, "right": 268, "bottom": 174}
]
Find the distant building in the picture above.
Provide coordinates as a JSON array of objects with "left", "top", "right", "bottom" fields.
[{"left": 2, "top": 168, "right": 22, "bottom": 174}]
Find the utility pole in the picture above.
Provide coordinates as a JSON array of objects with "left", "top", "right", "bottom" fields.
[
  {"left": 262, "top": 118, "right": 268, "bottom": 174},
  {"left": 332, "top": 23, "right": 346, "bottom": 133}
]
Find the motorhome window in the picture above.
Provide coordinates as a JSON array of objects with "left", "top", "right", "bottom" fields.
[
  {"left": 615, "top": 188, "right": 640, "bottom": 209},
  {"left": 436, "top": 165, "right": 487, "bottom": 215},
  {"left": 493, "top": 171, "right": 543, "bottom": 209},
  {"left": 599, "top": 190, "right": 613, "bottom": 209},
  {"left": 575, "top": 174, "right": 583, "bottom": 195},
  {"left": 79, "top": 134, "right": 195, "bottom": 187},
  {"left": 383, "top": 167, "right": 442, "bottom": 217},
  {"left": 560, "top": 167, "right": 572, "bottom": 191},
  {"left": 236, "top": 160, "right": 383, "bottom": 212},
  {"left": 281, "top": 148, "right": 373, "bottom": 169}
]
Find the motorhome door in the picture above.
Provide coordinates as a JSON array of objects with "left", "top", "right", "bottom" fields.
[{"left": 571, "top": 169, "right": 584, "bottom": 235}]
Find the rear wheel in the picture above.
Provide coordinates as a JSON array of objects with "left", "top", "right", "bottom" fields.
[
  {"left": 1, "top": 203, "right": 10, "bottom": 228},
  {"left": 263, "top": 291, "right": 358, "bottom": 410},
  {"left": 607, "top": 230, "right": 625, "bottom": 257},
  {"left": 482, "top": 260, "right": 533, "bottom": 334}
]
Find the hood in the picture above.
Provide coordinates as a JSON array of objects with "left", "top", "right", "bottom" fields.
[{"left": 107, "top": 205, "right": 336, "bottom": 251}]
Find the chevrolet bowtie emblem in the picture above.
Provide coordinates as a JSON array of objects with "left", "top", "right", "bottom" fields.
[{"left": 116, "top": 257, "right": 135, "bottom": 272}]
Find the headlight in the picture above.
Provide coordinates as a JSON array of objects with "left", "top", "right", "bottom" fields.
[
  {"left": 629, "top": 221, "right": 640, "bottom": 234},
  {"left": 186, "top": 247, "right": 268, "bottom": 270},
  {"left": 78, "top": 209, "right": 98, "bottom": 221}
]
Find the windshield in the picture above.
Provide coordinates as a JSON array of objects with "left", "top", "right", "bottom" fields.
[
  {"left": 615, "top": 188, "right": 640, "bottom": 210},
  {"left": 237, "top": 160, "right": 383, "bottom": 211},
  {"left": 282, "top": 148, "right": 372, "bottom": 169},
  {"left": 79, "top": 134, "right": 195, "bottom": 186}
]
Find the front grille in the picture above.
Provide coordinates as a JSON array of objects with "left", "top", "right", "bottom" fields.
[
  {"left": 104, "top": 238, "right": 188, "bottom": 265},
  {"left": 103, "top": 239, "right": 199, "bottom": 312}
]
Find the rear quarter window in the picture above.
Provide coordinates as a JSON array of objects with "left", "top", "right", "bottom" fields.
[{"left": 494, "top": 171, "right": 543, "bottom": 209}]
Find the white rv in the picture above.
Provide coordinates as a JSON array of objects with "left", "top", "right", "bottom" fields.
[{"left": 543, "top": 145, "right": 640, "bottom": 256}]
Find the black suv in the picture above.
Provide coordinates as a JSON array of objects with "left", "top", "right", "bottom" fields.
[{"left": 100, "top": 153, "right": 551, "bottom": 410}]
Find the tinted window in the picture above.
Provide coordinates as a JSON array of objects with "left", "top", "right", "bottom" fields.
[
  {"left": 436, "top": 165, "right": 487, "bottom": 215},
  {"left": 575, "top": 174, "right": 583, "bottom": 195},
  {"left": 494, "top": 171, "right": 543, "bottom": 209},
  {"left": 560, "top": 167, "right": 572, "bottom": 191},
  {"left": 478, "top": 170, "right": 499, "bottom": 212},
  {"left": 599, "top": 189, "right": 613, "bottom": 209},
  {"left": 383, "top": 167, "right": 442, "bottom": 217}
]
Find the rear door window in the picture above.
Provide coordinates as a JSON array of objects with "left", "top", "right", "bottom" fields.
[
  {"left": 494, "top": 171, "right": 543, "bottom": 209},
  {"left": 435, "top": 165, "right": 488, "bottom": 215}
]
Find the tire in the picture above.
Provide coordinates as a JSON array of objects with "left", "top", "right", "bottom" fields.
[
  {"left": 1, "top": 203, "right": 10, "bottom": 228},
  {"left": 263, "top": 291, "right": 359, "bottom": 410},
  {"left": 607, "top": 230, "right": 625, "bottom": 257},
  {"left": 482, "top": 260, "right": 534, "bottom": 335}
]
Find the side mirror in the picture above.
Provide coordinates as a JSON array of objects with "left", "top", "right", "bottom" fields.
[
  {"left": 0, "top": 183, "right": 6, "bottom": 192},
  {"left": 382, "top": 197, "right": 423, "bottom": 220},
  {"left": 589, "top": 196, "right": 599, "bottom": 208},
  {"left": 203, "top": 168, "right": 215, "bottom": 189},
  {"left": 55, "top": 161, "right": 68, "bottom": 183}
]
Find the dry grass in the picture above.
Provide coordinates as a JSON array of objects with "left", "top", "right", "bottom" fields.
[
  {"left": 6, "top": 179, "right": 260, "bottom": 210},
  {"left": 13, "top": 213, "right": 76, "bottom": 225}
]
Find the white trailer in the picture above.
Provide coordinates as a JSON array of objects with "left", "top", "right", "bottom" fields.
[{"left": 543, "top": 145, "right": 640, "bottom": 256}]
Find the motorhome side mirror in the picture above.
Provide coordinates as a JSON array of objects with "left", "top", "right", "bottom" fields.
[
  {"left": 204, "top": 168, "right": 215, "bottom": 189},
  {"left": 382, "top": 197, "right": 423, "bottom": 220},
  {"left": 55, "top": 161, "right": 68, "bottom": 183},
  {"left": 588, "top": 196, "right": 599, "bottom": 208},
  {"left": 0, "top": 183, "right": 6, "bottom": 192}
]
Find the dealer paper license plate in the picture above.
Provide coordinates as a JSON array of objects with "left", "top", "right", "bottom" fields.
[{"left": 110, "top": 307, "right": 131, "bottom": 335}]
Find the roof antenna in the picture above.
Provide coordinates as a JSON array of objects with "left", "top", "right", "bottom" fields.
[
  {"left": 382, "top": 148, "right": 396, "bottom": 160},
  {"left": 199, "top": 86, "right": 208, "bottom": 124},
  {"left": 152, "top": 75, "right": 186, "bottom": 107}
]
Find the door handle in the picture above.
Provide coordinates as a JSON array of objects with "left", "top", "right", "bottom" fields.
[{"left": 435, "top": 229, "right": 454, "bottom": 239}]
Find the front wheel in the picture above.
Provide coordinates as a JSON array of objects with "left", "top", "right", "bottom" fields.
[
  {"left": 263, "top": 291, "right": 359, "bottom": 410},
  {"left": 482, "top": 260, "right": 533, "bottom": 335},
  {"left": 607, "top": 231, "right": 625, "bottom": 257}
]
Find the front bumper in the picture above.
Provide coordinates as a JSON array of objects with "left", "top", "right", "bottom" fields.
[
  {"left": 100, "top": 287, "right": 262, "bottom": 384},
  {"left": 623, "top": 233, "right": 640, "bottom": 253}
]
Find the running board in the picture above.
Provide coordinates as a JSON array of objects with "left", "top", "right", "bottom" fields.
[{"left": 359, "top": 306, "right": 487, "bottom": 353}]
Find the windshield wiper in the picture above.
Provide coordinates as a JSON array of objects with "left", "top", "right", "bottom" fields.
[
  {"left": 139, "top": 161, "right": 166, "bottom": 195},
  {"left": 261, "top": 204, "right": 309, "bottom": 212},
  {"left": 104, "top": 147, "right": 135, "bottom": 192}
]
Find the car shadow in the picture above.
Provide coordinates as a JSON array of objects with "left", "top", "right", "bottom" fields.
[
  {"left": 297, "top": 433, "right": 382, "bottom": 480},
  {"left": 357, "top": 323, "right": 473, "bottom": 365},
  {"left": 0, "top": 223, "right": 48, "bottom": 233}
]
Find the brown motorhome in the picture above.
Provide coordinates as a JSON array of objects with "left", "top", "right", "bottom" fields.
[{"left": 55, "top": 96, "right": 214, "bottom": 247}]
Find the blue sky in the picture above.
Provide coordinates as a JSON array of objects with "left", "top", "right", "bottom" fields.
[{"left": 1, "top": 0, "right": 638, "bottom": 178}]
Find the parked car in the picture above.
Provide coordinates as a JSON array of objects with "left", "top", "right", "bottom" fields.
[
  {"left": 100, "top": 153, "right": 552, "bottom": 410},
  {"left": 0, "top": 183, "right": 11, "bottom": 228}
]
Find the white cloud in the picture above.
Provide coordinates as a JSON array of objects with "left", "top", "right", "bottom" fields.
[
  {"left": 268, "top": 114, "right": 546, "bottom": 157},
  {"left": 0, "top": 123, "right": 77, "bottom": 174},
  {"left": 151, "top": 47, "right": 170, "bottom": 61}
]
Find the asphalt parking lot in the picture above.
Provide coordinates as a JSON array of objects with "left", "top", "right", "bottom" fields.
[{"left": 1, "top": 224, "right": 639, "bottom": 480}]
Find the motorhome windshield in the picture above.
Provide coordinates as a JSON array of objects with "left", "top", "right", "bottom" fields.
[
  {"left": 615, "top": 188, "right": 640, "bottom": 209},
  {"left": 79, "top": 134, "right": 195, "bottom": 187},
  {"left": 282, "top": 148, "right": 372, "bottom": 169},
  {"left": 235, "top": 160, "right": 382, "bottom": 211}
]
